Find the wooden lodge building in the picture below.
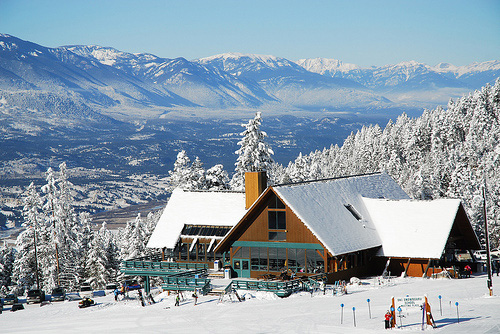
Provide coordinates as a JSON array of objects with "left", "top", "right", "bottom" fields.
[{"left": 146, "top": 172, "right": 480, "bottom": 282}]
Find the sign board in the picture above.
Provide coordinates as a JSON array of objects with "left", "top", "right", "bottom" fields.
[{"left": 395, "top": 296, "right": 425, "bottom": 308}]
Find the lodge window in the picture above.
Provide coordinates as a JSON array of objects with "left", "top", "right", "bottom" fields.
[
  {"left": 268, "top": 210, "right": 286, "bottom": 241},
  {"left": 268, "top": 194, "right": 286, "bottom": 209},
  {"left": 247, "top": 247, "right": 324, "bottom": 274},
  {"left": 251, "top": 247, "right": 268, "bottom": 271},
  {"left": 233, "top": 246, "right": 250, "bottom": 259},
  {"left": 180, "top": 243, "right": 188, "bottom": 260},
  {"left": 306, "top": 249, "right": 324, "bottom": 273}
]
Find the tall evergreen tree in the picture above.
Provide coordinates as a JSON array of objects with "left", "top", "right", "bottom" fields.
[{"left": 231, "top": 112, "right": 274, "bottom": 190}]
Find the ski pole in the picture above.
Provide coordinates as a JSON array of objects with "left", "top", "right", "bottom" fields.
[{"left": 455, "top": 302, "right": 459, "bottom": 323}]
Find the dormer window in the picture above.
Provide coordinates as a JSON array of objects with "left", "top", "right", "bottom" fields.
[{"left": 344, "top": 204, "right": 362, "bottom": 221}]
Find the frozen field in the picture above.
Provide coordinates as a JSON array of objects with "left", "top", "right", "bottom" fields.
[{"left": 1, "top": 274, "right": 499, "bottom": 333}]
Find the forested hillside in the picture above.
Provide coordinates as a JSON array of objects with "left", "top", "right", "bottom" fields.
[{"left": 276, "top": 80, "right": 500, "bottom": 247}]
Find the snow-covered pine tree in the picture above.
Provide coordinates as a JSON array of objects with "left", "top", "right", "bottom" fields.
[
  {"left": 230, "top": 112, "right": 274, "bottom": 190},
  {"left": 186, "top": 156, "right": 207, "bottom": 190},
  {"left": 85, "top": 231, "right": 108, "bottom": 290},
  {"left": 54, "top": 162, "right": 80, "bottom": 288},
  {"left": 40, "top": 167, "right": 60, "bottom": 289},
  {"left": 168, "top": 150, "right": 192, "bottom": 190},
  {"left": 120, "top": 213, "right": 147, "bottom": 260},
  {"left": 75, "top": 212, "right": 94, "bottom": 285},
  {"left": 205, "top": 164, "right": 229, "bottom": 190},
  {"left": 12, "top": 182, "right": 43, "bottom": 291},
  {"left": 98, "top": 222, "right": 120, "bottom": 282},
  {"left": 278, "top": 81, "right": 500, "bottom": 248},
  {"left": 0, "top": 243, "right": 15, "bottom": 293}
]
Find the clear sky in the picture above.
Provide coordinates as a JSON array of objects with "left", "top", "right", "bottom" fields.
[{"left": 0, "top": 0, "right": 498, "bottom": 67}]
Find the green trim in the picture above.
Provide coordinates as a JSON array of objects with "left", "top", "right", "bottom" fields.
[{"left": 232, "top": 241, "right": 323, "bottom": 250}]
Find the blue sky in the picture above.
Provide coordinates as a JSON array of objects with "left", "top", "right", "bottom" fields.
[{"left": 1, "top": 0, "right": 498, "bottom": 67}]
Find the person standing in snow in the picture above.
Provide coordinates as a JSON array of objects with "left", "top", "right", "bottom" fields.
[
  {"left": 192, "top": 290, "right": 198, "bottom": 306},
  {"left": 113, "top": 288, "right": 119, "bottom": 301},
  {"left": 492, "top": 260, "right": 499, "bottom": 276},
  {"left": 384, "top": 310, "right": 392, "bottom": 329},
  {"left": 175, "top": 294, "right": 180, "bottom": 307},
  {"left": 464, "top": 265, "right": 472, "bottom": 278}
]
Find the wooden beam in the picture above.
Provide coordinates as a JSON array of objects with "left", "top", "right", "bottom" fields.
[
  {"left": 403, "top": 258, "right": 411, "bottom": 277},
  {"left": 422, "top": 259, "right": 432, "bottom": 278}
]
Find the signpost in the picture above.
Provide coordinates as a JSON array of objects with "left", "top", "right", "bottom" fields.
[
  {"left": 352, "top": 307, "right": 356, "bottom": 327},
  {"left": 438, "top": 295, "right": 442, "bottom": 316},
  {"left": 367, "top": 298, "right": 371, "bottom": 319},
  {"left": 397, "top": 306, "right": 403, "bottom": 328},
  {"left": 392, "top": 295, "right": 435, "bottom": 329}
]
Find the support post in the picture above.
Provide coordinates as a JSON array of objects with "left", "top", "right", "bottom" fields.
[
  {"left": 145, "top": 276, "right": 150, "bottom": 294},
  {"left": 403, "top": 258, "right": 411, "bottom": 277},
  {"left": 422, "top": 259, "right": 432, "bottom": 278},
  {"left": 483, "top": 184, "right": 493, "bottom": 296}
]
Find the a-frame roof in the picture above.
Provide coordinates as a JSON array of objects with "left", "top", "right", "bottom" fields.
[{"left": 363, "top": 198, "right": 480, "bottom": 259}]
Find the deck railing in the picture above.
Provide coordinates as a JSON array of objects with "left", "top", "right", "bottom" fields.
[{"left": 120, "top": 260, "right": 208, "bottom": 276}]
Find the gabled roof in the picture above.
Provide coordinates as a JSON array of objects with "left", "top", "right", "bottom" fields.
[
  {"left": 215, "top": 172, "right": 411, "bottom": 256},
  {"left": 146, "top": 188, "right": 246, "bottom": 249},
  {"left": 363, "top": 198, "right": 479, "bottom": 259},
  {"left": 272, "top": 172, "right": 410, "bottom": 256}
]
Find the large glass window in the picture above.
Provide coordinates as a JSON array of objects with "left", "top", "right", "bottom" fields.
[
  {"left": 268, "top": 248, "right": 278, "bottom": 271},
  {"left": 269, "top": 231, "right": 286, "bottom": 241},
  {"left": 197, "top": 243, "right": 205, "bottom": 262},
  {"left": 268, "top": 194, "right": 286, "bottom": 209},
  {"left": 268, "top": 211, "right": 286, "bottom": 230},
  {"left": 251, "top": 247, "right": 268, "bottom": 271},
  {"left": 306, "top": 249, "right": 324, "bottom": 273},
  {"left": 180, "top": 243, "right": 188, "bottom": 261}
]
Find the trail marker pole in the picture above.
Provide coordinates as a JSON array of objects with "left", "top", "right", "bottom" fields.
[
  {"left": 438, "top": 295, "right": 442, "bottom": 316},
  {"left": 367, "top": 298, "right": 371, "bottom": 319},
  {"left": 421, "top": 303, "right": 425, "bottom": 330},
  {"left": 397, "top": 306, "right": 403, "bottom": 328},
  {"left": 455, "top": 302, "right": 460, "bottom": 323},
  {"left": 340, "top": 303, "right": 344, "bottom": 324},
  {"left": 352, "top": 307, "right": 356, "bottom": 327},
  {"left": 390, "top": 306, "right": 395, "bottom": 328}
]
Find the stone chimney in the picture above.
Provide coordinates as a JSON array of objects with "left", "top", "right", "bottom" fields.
[{"left": 245, "top": 171, "right": 267, "bottom": 209}]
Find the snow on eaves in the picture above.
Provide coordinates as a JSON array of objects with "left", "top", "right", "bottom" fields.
[
  {"left": 363, "top": 197, "right": 461, "bottom": 259},
  {"left": 273, "top": 173, "right": 410, "bottom": 256},
  {"left": 147, "top": 188, "right": 246, "bottom": 249}
]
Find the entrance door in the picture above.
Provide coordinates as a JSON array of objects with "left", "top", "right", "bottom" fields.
[{"left": 232, "top": 259, "right": 251, "bottom": 278}]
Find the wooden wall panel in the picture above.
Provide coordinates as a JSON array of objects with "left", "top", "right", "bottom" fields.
[{"left": 236, "top": 193, "right": 324, "bottom": 247}]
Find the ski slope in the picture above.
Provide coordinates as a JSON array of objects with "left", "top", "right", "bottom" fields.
[{"left": 1, "top": 274, "right": 499, "bottom": 333}]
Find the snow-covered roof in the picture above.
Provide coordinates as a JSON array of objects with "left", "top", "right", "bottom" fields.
[
  {"left": 273, "top": 173, "right": 410, "bottom": 256},
  {"left": 363, "top": 198, "right": 462, "bottom": 259},
  {"left": 147, "top": 188, "right": 246, "bottom": 249}
]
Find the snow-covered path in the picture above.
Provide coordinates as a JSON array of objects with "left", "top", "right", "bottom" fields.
[{"left": 2, "top": 274, "right": 499, "bottom": 333}]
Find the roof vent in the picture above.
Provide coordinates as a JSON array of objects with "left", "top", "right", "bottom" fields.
[{"left": 344, "top": 204, "right": 362, "bottom": 221}]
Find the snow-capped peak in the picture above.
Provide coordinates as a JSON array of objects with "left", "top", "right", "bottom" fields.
[
  {"left": 199, "top": 52, "right": 280, "bottom": 64},
  {"left": 296, "top": 58, "right": 360, "bottom": 74}
]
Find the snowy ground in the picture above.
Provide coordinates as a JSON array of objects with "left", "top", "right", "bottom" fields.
[{"left": 2, "top": 274, "right": 500, "bottom": 334}]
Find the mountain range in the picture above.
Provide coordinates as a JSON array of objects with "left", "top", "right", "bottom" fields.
[{"left": 1, "top": 33, "right": 499, "bottom": 124}]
